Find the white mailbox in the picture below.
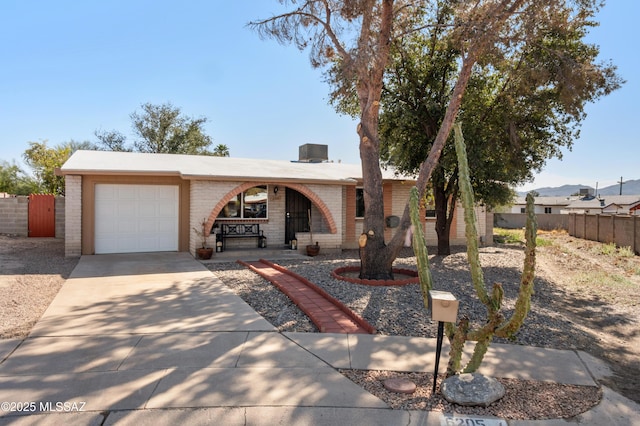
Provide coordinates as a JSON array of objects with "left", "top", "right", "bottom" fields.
[{"left": 428, "top": 290, "right": 459, "bottom": 323}]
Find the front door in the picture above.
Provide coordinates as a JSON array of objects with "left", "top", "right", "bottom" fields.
[{"left": 285, "top": 188, "right": 311, "bottom": 245}]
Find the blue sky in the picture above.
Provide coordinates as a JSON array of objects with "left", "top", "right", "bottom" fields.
[{"left": 0, "top": 1, "right": 637, "bottom": 191}]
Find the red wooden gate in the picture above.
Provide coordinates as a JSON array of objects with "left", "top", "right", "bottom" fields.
[{"left": 28, "top": 194, "right": 55, "bottom": 237}]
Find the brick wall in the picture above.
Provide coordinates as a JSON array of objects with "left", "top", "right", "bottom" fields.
[
  {"left": 64, "top": 175, "right": 82, "bottom": 257},
  {"left": 191, "top": 180, "right": 345, "bottom": 256},
  {"left": 55, "top": 196, "right": 65, "bottom": 238}
]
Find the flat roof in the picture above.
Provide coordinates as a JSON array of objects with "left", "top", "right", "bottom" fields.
[{"left": 60, "top": 150, "right": 413, "bottom": 184}]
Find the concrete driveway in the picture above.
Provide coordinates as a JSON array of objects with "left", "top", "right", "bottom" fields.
[{"left": 0, "top": 253, "right": 388, "bottom": 425}]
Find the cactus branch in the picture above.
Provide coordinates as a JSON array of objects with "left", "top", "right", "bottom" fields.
[
  {"left": 409, "top": 186, "right": 433, "bottom": 307},
  {"left": 453, "top": 123, "right": 493, "bottom": 310}
]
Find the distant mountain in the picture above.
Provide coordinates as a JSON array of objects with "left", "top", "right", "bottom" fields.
[
  {"left": 518, "top": 179, "right": 640, "bottom": 197},
  {"left": 598, "top": 179, "right": 640, "bottom": 196}
]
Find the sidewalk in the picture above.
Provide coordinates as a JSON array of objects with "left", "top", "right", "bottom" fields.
[{"left": 0, "top": 253, "right": 638, "bottom": 425}]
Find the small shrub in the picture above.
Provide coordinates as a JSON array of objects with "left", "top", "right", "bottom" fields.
[
  {"left": 573, "top": 271, "right": 633, "bottom": 294},
  {"left": 494, "top": 228, "right": 524, "bottom": 244},
  {"left": 597, "top": 242, "right": 618, "bottom": 256},
  {"left": 536, "top": 237, "right": 552, "bottom": 247},
  {"left": 618, "top": 246, "right": 635, "bottom": 258}
]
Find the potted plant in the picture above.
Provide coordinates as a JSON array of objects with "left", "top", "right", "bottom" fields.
[
  {"left": 306, "top": 209, "right": 320, "bottom": 256},
  {"left": 193, "top": 219, "right": 214, "bottom": 260}
]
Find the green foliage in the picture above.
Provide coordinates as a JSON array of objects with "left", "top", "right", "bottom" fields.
[
  {"left": 494, "top": 228, "right": 525, "bottom": 244},
  {"left": 573, "top": 271, "right": 634, "bottom": 299},
  {"left": 596, "top": 242, "right": 619, "bottom": 256},
  {"left": 22, "top": 141, "right": 73, "bottom": 195},
  {"left": 131, "top": 103, "right": 214, "bottom": 155},
  {"left": 592, "top": 242, "right": 635, "bottom": 259},
  {"left": 0, "top": 160, "right": 40, "bottom": 195},
  {"left": 95, "top": 129, "right": 130, "bottom": 152},
  {"left": 95, "top": 103, "right": 216, "bottom": 155},
  {"left": 495, "top": 228, "right": 551, "bottom": 247},
  {"left": 212, "top": 144, "right": 230, "bottom": 157},
  {"left": 375, "top": 0, "right": 621, "bottom": 254},
  {"left": 619, "top": 246, "right": 635, "bottom": 258},
  {"left": 535, "top": 236, "right": 553, "bottom": 247}
]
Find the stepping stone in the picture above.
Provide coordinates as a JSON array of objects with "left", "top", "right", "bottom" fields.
[{"left": 383, "top": 377, "right": 417, "bottom": 394}]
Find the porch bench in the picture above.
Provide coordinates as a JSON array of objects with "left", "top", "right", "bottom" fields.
[{"left": 219, "top": 223, "right": 261, "bottom": 251}]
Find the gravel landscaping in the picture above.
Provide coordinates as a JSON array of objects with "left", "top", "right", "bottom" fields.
[
  {"left": 210, "top": 233, "right": 640, "bottom": 418},
  {"left": 2, "top": 232, "right": 637, "bottom": 420}
]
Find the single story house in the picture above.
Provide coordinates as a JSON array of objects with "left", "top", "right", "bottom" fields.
[
  {"left": 506, "top": 196, "right": 574, "bottom": 214},
  {"left": 59, "top": 149, "right": 492, "bottom": 258},
  {"left": 564, "top": 195, "right": 640, "bottom": 215}
]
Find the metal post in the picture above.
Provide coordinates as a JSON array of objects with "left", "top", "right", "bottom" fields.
[{"left": 433, "top": 320, "right": 445, "bottom": 393}]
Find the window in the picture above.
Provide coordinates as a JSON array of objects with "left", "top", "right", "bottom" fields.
[
  {"left": 355, "top": 188, "right": 365, "bottom": 218},
  {"left": 217, "top": 185, "right": 268, "bottom": 219},
  {"left": 544, "top": 207, "right": 552, "bottom": 214},
  {"left": 425, "top": 209, "right": 436, "bottom": 218},
  {"left": 520, "top": 208, "right": 526, "bottom": 213}
]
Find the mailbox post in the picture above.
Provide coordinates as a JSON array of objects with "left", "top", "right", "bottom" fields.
[{"left": 428, "top": 290, "right": 459, "bottom": 393}]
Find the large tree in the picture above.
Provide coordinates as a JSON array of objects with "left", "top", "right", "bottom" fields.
[
  {"left": 379, "top": 6, "right": 622, "bottom": 255},
  {"left": 131, "top": 102, "right": 213, "bottom": 155},
  {"left": 251, "top": 0, "right": 612, "bottom": 279},
  {"left": 95, "top": 102, "right": 215, "bottom": 155},
  {"left": 0, "top": 160, "right": 40, "bottom": 195},
  {"left": 22, "top": 140, "right": 93, "bottom": 195}
]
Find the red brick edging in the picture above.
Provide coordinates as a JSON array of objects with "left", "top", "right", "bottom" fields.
[
  {"left": 331, "top": 266, "right": 420, "bottom": 286},
  {"left": 238, "top": 259, "right": 376, "bottom": 334}
]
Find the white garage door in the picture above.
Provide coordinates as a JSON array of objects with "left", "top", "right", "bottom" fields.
[{"left": 95, "top": 184, "right": 179, "bottom": 254}]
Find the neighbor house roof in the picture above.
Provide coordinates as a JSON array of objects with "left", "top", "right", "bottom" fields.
[
  {"left": 513, "top": 196, "right": 574, "bottom": 206},
  {"left": 60, "top": 150, "right": 414, "bottom": 184}
]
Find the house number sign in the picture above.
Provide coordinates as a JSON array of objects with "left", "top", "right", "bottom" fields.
[{"left": 440, "top": 414, "right": 507, "bottom": 426}]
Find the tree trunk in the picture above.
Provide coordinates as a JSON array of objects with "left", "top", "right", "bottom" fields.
[
  {"left": 356, "top": 0, "right": 395, "bottom": 281},
  {"left": 358, "top": 102, "right": 394, "bottom": 280},
  {"left": 435, "top": 186, "right": 451, "bottom": 256}
]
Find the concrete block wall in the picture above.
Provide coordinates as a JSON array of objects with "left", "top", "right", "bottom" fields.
[
  {"left": 569, "top": 213, "right": 639, "bottom": 255},
  {"left": 0, "top": 196, "right": 29, "bottom": 236},
  {"left": 494, "top": 213, "right": 569, "bottom": 231},
  {"left": 64, "top": 175, "right": 82, "bottom": 257},
  {"left": 0, "top": 196, "right": 66, "bottom": 239}
]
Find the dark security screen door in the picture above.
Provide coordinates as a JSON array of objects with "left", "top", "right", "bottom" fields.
[{"left": 285, "top": 188, "right": 311, "bottom": 244}]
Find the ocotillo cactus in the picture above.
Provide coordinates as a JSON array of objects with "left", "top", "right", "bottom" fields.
[{"left": 409, "top": 122, "right": 537, "bottom": 377}]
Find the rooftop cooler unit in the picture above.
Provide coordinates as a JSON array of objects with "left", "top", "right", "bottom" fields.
[{"left": 298, "top": 144, "right": 328, "bottom": 163}]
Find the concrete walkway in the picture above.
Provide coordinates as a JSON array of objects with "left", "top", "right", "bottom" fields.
[{"left": 0, "top": 253, "right": 638, "bottom": 425}]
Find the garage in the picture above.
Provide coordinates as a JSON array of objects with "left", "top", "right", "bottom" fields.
[{"left": 94, "top": 184, "right": 179, "bottom": 254}]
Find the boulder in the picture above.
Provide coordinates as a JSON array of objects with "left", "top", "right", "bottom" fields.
[{"left": 441, "top": 373, "right": 505, "bottom": 407}]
